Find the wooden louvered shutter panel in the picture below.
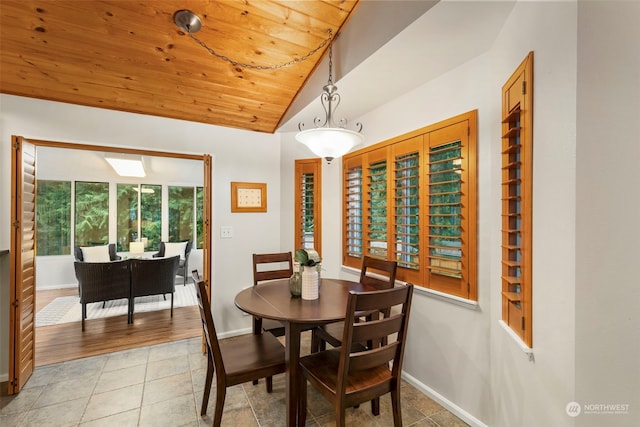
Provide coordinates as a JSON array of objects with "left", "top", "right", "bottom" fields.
[
  {"left": 501, "top": 52, "right": 533, "bottom": 347},
  {"left": 343, "top": 156, "right": 363, "bottom": 268},
  {"left": 295, "top": 159, "right": 322, "bottom": 255},
  {"left": 365, "top": 147, "right": 390, "bottom": 259},
  {"left": 392, "top": 136, "right": 422, "bottom": 284},
  {"left": 425, "top": 121, "right": 472, "bottom": 298}
]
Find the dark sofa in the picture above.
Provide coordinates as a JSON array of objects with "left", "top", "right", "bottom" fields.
[
  {"left": 74, "top": 255, "right": 180, "bottom": 329},
  {"left": 129, "top": 255, "right": 180, "bottom": 322},
  {"left": 74, "top": 259, "right": 130, "bottom": 331}
]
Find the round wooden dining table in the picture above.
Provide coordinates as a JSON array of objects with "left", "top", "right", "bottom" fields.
[{"left": 234, "top": 277, "right": 377, "bottom": 427}]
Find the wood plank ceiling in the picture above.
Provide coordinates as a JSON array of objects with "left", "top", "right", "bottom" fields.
[{"left": 0, "top": 0, "right": 359, "bottom": 133}]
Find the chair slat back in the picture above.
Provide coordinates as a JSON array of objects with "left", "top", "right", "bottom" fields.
[
  {"left": 253, "top": 252, "right": 293, "bottom": 286},
  {"left": 338, "top": 284, "right": 413, "bottom": 384},
  {"left": 359, "top": 256, "right": 397, "bottom": 290},
  {"left": 193, "top": 272, "right": 225, "bottom": 376}
]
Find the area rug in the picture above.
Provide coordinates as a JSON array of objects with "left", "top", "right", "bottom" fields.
[{"left": 36, "top": 281, "right": 198, "bottom": 327}]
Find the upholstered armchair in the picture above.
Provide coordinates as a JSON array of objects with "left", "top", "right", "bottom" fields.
[
  {"left": 74, "top": 259, "right": 131, "bottom": 331},
  {"left": 153, "top": 241, "right": 193, "bottom": 285},
  {"left": 129, "top": 255, "right": 180, "bottom": 322},
  {"left": 74, "top": 243, "right": 121, "bottom": 262}
]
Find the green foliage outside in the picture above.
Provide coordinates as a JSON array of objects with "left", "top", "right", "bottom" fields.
[
  {"left": 37, "top": 180, "right": 202, "bottom": 256},
  {"left": 36, "top": 180, "right": 71, "bottom": 255},
  {"left": 196, "top": 187, "right": 204, "bottom": 249},
  {"left": 116, "top": 184, "right": 162, "bottom": 252},
  {"left": 429, "top": 142, "right": 462, "bottom": 275},
  {"left": 168, "top": 186, "right": 194, "bottom": 243},
  {"left": 368, "top": 161, "right": 387, "bottom": 257},
  {"left": 395, "top": 153, "right": 419, "bottom": 269},
  {"left": 75, "top": 182, "right": 109, "bottom": 247}
]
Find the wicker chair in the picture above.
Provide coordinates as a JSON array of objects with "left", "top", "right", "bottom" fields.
[
  {"left": 129, "top": 255, "right": 180, "bottom": 323},
  {"left": 153, "top": 241, "right": 193, "bottom": 285},
  {"left": 74, "top": 243, "right": 121, "bottom": 262},
  {"left": 74, "top": 259, "right": 131, "bottom": 331}
]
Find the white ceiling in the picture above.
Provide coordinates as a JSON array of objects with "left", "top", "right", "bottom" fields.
[{"left": 278, "top": 0, "right": 516, "bottom": 133}]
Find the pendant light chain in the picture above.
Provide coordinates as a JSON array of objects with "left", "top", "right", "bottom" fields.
[
  {"left": 187, "top": 29, "right": 333, "bottom": 71},
  {"left": 327, "top": 30, "right": 334, "bottom": 85}
]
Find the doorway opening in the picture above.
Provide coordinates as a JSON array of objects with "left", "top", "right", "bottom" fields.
[{"left": 9, "top": 136, "right": 212, "bottom": 393}]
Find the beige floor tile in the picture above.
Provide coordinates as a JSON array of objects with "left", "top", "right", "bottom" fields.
[
  {"left": 21, "top": 396, "right": 88, "bottom": 427},
  {"left": 143, "top": 371, "right": 194, "bottom": 405},
  {"left": 147, "top": 340, "right": 190, "bottom": 363},
  {"left": 79, "top": 408, "right": 140, "bottom": 427},
  {"left": 93, "top": 364, "right": 147, "bottom": 394},
  {"left": 103, "top": 347, "right": 149, "bottom": 372},
  {"left": 81, "top": 383, "right": 143, "bottom": 423},
  {"left": 145, "top": 355, "right": 190, "bottom": 382},
  {"left": 32, "top": 375, "right": 97, "bottom": 409},
  {"left": 139, "top": 393, "right": 197, "bottom": 426},
  {"left": 3, "top": 336, "right": 468, "bottom": 427},
  {"left": 0, "top": 386, "right": 44, "bottom": 415}
]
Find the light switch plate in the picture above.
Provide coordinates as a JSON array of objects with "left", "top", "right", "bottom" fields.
[{"left": 220, "top": 226, "right": 233, "bottom": 239}]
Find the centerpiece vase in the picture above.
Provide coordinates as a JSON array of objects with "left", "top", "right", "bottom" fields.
[{"left": 301, "top": 265, "right": 319, "bottom": 300}]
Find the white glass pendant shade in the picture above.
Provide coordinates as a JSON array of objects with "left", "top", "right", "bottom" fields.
[{"left": 295, "top": 127, "right": 364, "bottom": 163}]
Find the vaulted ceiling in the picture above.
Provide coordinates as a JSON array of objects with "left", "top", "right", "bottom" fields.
[
  {"left": 0, "top": 0, "right": 361, "bottom": 133},
  {"left": 1, "top": 1, "right": 517, "bottom": 136}
]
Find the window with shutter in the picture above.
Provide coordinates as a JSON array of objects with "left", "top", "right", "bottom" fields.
[
  {"left": 342, "top": 111, "right": 477, "bottom": 300},
  {"left": 295, "top": 159, "right": 322, "bottom": 256},
  {"left": 501, "top": 52, "right": 533, "bottom": 347},
  {"left": 367, "top": 158, "right": 388, "bottom": 258},
  {"left": 392, "top": 137, "right": 422, "bottom": 284},
  {"left": 343, "top": 157, "right": 363, "bottom": 268}
]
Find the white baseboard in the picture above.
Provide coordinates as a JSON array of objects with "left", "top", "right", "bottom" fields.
[
  {"left": 401, "top": 371, "right": 488, "bottom": 427},
  {"left": 37, "top": 283, "right": 77, "bottom": 290},
  {"left": 0, "top": 373, "right": 8, "bottom": 382}
]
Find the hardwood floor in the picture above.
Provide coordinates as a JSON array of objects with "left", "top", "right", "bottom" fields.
[{"left": 35, "top": 288, "right": 202, "bottom": 367}]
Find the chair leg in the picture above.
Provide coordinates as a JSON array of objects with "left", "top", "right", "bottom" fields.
[
  {"left": 370, "top": 397, "right": 380, "bottom": 416},
  {"left": 163, "top": 294, "right": 166, "bottom": 301},
  {"left": 102, "top": 301, "right": 106, "bottom": 308},
  {"left": 213, "top": 382, "right": 227, "bottom": 427},
  {"left": 82, "top": 303, "right": 86, "bottom": 331},
  {"left": 299, "top": 376, "right": 307, "bottom": 426},
  {"left": 170, "top": 293, "right": 174, "bottom": 317},
  {"left": 201, "top": 352, "right": 214, "bottom": 416},
  {"left": 390, "top": 387, "right": 402, "bottom": 427},
  {"left": 266, "top": 376, "right": 273, "bottom": 393}
]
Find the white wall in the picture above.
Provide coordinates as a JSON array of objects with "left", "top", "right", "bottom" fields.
[
  {"left": 0, "top": 95, "right": 283, "bottom": 380},
  {"left": 35, "top": 147, "right": 204, "bottom": 289},
  {"left": 282, "top": 2, "right": 581, "bottom": 427},
  {"left": 575, "top": 2, "right": 640, "bottom": 427}
]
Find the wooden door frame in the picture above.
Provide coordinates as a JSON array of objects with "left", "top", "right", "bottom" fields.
[{"left": 8, "top": 137, "right": 213, "bottom": 394}]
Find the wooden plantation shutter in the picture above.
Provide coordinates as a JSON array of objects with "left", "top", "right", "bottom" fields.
[
  {"left": 365, "top": 147, "right": 390, "bottom": 259},
  {"left": 294, "top": 159, "right": 322, "bottom": 255},
  {"left": 392, "top": 136, "right": 422, "bottom": 284},
  {"left": 424, "top": 118, "right": 476, "bottom": 299},
  {"left": 9, "top": 136, "right": 37, "bottom": 393},
  {"left": 342, "top": 111, "right": 477, "bottom": 300},
  {"left": 343, "top": 156, "right": 363, "bottom": 268},
  {"left": 501, "top": 52, "right": 533, "bottom": 347}
]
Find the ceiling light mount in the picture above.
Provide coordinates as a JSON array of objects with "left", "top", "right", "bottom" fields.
[
  {"left": 173, "top": 9, "right": 332, "bottom": 70},
  {"left": 174, "top": 10, "right": 201, "bottom": 34},
  {"left": 296, "top": 30, "right": 364, "bottom": 163}
]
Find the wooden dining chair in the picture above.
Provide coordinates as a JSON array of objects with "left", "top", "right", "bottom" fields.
[
  {"left": 252, "top": 252, "right": 294, "bottom": 338},
  {"left": 299, "top": 283, "right": 413, "bottom": 427},
  {"left": 312, "top": 255, "right": 398, "bottom": 352},
  {"left": 192, "top": 271, "right": 286, "bottom": 426}
]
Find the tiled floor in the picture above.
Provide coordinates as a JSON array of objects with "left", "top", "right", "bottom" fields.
[{"left": 1, "top": 335, "right": 469, "bottom": 427}]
